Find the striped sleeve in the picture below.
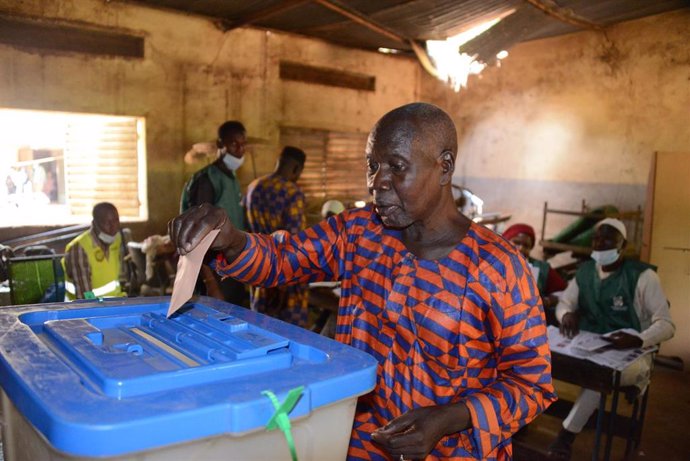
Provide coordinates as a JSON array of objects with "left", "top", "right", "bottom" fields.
[
  {"left": 462, "top": 251, "right": 556, "bottom": 458},
  {"left": 213, "top": 214, "right": 344, "bottom": 286},
  {"left": 64, "top": 243, "right": 92, "bottom": 298}
]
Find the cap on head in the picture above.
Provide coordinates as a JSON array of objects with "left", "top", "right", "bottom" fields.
[
  {"left": 503, "top": 223, "right": 536, "bottom": 243},
  {"left": 321, "top": 200, "right": 345, "bottom": 218},
  {"left": 595, "top": 218, "right": 627, "bottom": 240}
]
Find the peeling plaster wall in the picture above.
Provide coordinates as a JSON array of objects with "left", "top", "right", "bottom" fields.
[
  {"left": 0, "top": 0, "right": 420, "bottom": 240},
  {"left": 422, "top": 9, "right": 690, "bottom": 246}
]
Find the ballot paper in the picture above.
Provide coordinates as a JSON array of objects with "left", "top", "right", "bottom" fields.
[
  {"left": 547, "top": 325, "right": 657, "bottom": 371},
  {"left": 602, "top": 328, "right": 643, "bottom": 340},
  {"left": 570, "top": 331, "right": 612, "bottom": 352},
  {"left": 167, "top": 229, "right": 220, "bottom": 318}
]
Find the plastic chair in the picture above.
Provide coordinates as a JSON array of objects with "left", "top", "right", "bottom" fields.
[{"left": 8, "top": 254, "right": 65, "bottom": 305}]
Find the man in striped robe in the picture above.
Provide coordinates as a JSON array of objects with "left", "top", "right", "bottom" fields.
[{"left": 171, "top": 103, "right": 556, "bottom": 460}]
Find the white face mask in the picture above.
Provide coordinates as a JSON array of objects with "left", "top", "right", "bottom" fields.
[
  {"left": 591, "top": 248, "right": 620, "bottom": 266},
  {"left": 220, "top": 150, "right": 245, "bottom": 171},
  {"left": 98, "top": 231, "right": 116, "bottom": 245}
]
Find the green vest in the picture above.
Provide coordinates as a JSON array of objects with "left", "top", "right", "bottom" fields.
[
  {"left": 62, "top": 230, "right": 124, "bottom": 300},
  {"left": 575, "top": 259, "right": 655, "bottom": 334},
  {"left": 180, "top": 163, "right": 245, "bottom": 230},
  {"left": 529, "top": 257, "right": 550, "bottom": 294}
]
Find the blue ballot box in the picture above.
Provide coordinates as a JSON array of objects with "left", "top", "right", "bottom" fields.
[{"left": 0, "top": 297, "right": 378, "bottom": 461}]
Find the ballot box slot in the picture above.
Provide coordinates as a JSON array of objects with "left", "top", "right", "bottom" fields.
[{"left": 129, "top": 327, "right": 199, "bottom": 367}]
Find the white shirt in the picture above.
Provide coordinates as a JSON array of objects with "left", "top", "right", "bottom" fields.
[{"left": 556, "top": 266, "right": 675, "bottom": 348}]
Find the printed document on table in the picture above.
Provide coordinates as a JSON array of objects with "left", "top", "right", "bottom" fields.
[
  {"left": 548, "top": 326, "right": 609, "bottom": 353},
  {"left": 586, "top": 346, "right": 657, "bottom": 371},
  {"left": 602, "top": 328, "right": 643, "bottom": 339},
  {"left": 547, "top": 326, "right": 657, "bottom": 371}
]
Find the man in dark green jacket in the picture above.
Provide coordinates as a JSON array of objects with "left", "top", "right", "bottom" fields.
[
  {"left": 547, "top": 218, "right": 675, "bottom": 460},
  {"left": 180, "top": 121, "right": 248, "bottom": 306}
]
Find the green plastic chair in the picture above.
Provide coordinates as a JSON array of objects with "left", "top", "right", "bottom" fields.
[{"left": 8, "top": 255, "right": 65, "bottom": 305}]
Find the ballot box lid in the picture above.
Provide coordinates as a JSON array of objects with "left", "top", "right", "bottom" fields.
[{"left": 0, "top": 297, "right": 377, "bottom": 457}]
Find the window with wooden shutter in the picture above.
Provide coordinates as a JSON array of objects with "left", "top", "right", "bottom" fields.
[
  {"left": 280, "top": 127, "right": 369, "bottom": 212},
  {"left": 0, "top": 108, "right": 147, "bottom": 227}
]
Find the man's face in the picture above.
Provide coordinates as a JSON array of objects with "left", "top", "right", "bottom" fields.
[
  {"left": 592, "top": 225, "right": 624, "bottom": 252},
  {"left": 96, "top": 210, "right": 120, "bottom": 236},
  {"left": 366, "top": 119, "right": 442, "bottom": 229},
  {"left": 509, "top": 233, "right": 534, "bottom": 259},
  {"left": 221, "top": 133, "right": 247, "bottom": 159}
]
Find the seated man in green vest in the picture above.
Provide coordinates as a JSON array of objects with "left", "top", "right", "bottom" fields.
[
  {"left": 63, "top": 202, "right": 125, "bottom": 300},
  {"left": 547, "top": 218, "right": 675, "bottom": 460},
  {"left": 179, "top": 121, "right": 249, "bottom": 307}
]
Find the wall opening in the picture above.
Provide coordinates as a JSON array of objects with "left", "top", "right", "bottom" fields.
[
  {"left": 280, "top": 61, "right": 376, "bottom": 91},
  {"left": 0, "top": 108, "right": 148, "bottom": 228},
  {"left": 281, "top": 126, "right": 369, "bottom": 221},
  {"left": 0, "top": 16, "right": 145, "bottom": 58}
]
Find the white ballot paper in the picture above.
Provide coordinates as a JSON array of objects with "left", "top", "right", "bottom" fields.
[
  {"left": 167, "top": 229, "right": 220, "bottom": 318},
  {"left": 547, "top": 325, "right": 657, "bottom": 371}
]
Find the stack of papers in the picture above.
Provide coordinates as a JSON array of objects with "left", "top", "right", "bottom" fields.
[{"left": 547, "top": 325, "right": 657, "bottom": 371}]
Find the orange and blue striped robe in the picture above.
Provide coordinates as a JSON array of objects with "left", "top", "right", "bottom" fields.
[
  {"left": 245, "top": 173, "right": 309, "bottom": 327},
  {"left": 214, "top": 206, "right": 556, "bottom": 460}
]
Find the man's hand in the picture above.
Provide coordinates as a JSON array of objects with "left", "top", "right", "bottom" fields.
[
  {"left": 168, "top": 204, "right": 245, "bottom": 258},
  {"left": 559, "top": 312, "right": 580, "bottom": 338},
  {"left": 604, "top": 331, "right": 643, "bottom": 349},
  {"left": 370, "top": 403, "right": 470, "bottom": 460}
]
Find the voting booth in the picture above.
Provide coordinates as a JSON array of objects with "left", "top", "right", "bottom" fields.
[{"left": 0, "top": 297, "right": 377, "bottom": 461}]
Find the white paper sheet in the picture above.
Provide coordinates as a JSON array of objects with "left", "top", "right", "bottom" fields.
[{"left": 547, "top": 325, "right": 657, "bottom": 371}]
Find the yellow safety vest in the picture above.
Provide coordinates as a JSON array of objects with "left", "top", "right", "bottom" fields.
[{"left": 62, "top": 230, "right": 124, "bottom": 300}]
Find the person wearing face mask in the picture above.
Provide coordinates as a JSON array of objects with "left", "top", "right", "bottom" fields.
[
  {"left": 62, "top": 202, "right": 125, "bottom": 300},
  {"left": 547, "top": 217, "right": 675, "bottom": 461},
  {"left": 179, "top": 121, "right": 249, "bottom": 306}
]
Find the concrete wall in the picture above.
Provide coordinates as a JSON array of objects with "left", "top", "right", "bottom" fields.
[
  {"left": 0, "top": 0, "right": 421, "bottom": 241},
  {"left": 422, "top": 9, "right": 690, "bottom": 249},
  {"left": 421, "top": 9, "right": 690, "bottom": 361}
]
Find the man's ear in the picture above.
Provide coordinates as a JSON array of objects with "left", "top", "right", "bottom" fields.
[
  {"left": 216, "top": 138, "right": 223, "bottom": 149},
  {"left": 439, "top": 151, "right": 455, "bottom": 185}
]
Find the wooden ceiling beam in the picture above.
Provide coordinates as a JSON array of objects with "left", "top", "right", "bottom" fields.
[
  {"left": 309, "top": 0, "right": 441, "bottom": 81},
  {"left": 311, "top": 0, "right": 406, "bottom": 43},
  {"left": 523, "top": 0, "right": 604, "bottom": 31}
]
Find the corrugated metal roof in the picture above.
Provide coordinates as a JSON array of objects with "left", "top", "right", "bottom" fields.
[
  {"left": 126, "top": 0, "right": 689, "bottom": 58},
  {"left": 364, "top": 0, "right": 521, "bottom": 40},
  {"left": 460, "top": 0, "right": 689, "bottom": 62}
]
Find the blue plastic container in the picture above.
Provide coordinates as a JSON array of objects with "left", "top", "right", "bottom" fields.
[{"left": 0, "top": 297, "right": 377, "bottom": 461}]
